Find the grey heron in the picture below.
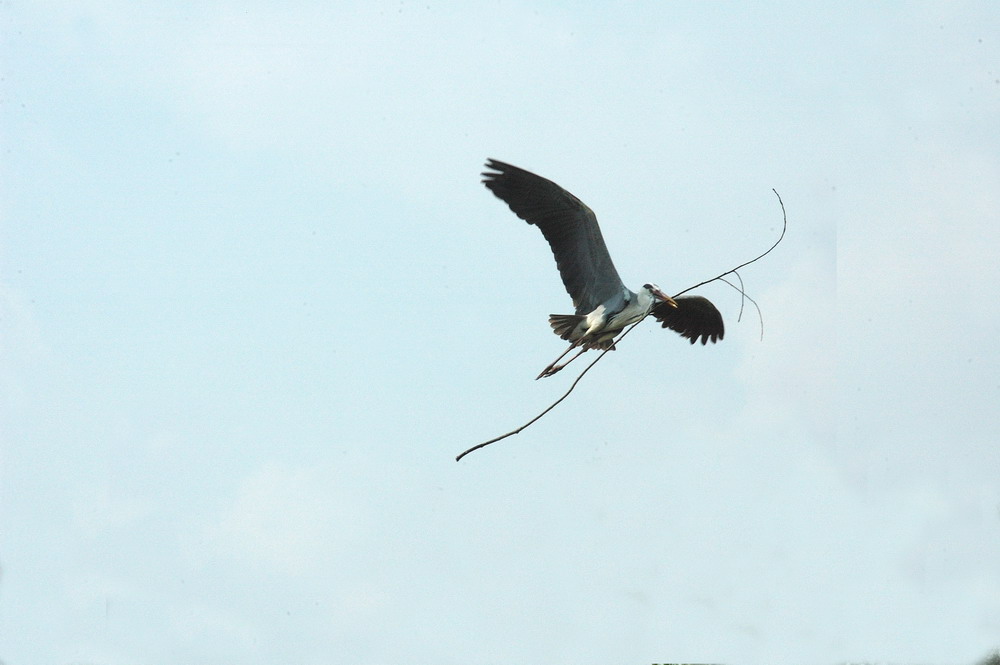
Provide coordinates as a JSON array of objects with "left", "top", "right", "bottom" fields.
[{"left": 482, "top": 159, "right": 724, "bottom": 378}]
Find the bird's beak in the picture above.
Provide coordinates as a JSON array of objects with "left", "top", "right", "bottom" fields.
[{"left": 652, "top": 288, "right": 678, "bottom": 308}]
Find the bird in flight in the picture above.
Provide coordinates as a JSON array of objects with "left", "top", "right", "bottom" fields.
[{"left": 481, "top": 159, "right": 724, "bottom": 378}]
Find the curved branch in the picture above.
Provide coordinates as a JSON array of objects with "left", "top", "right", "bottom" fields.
[{"left": 673, "top": 189, "right": 786, "bottom": 299}]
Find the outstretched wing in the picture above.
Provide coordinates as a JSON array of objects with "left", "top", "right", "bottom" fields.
[
  {"left": 651, "top": 295, "right": 725, "bottom": 345},
  {"left": 482, "top": 159, "right": 626, "bottom": 315}
]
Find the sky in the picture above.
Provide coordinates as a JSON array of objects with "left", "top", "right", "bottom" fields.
[{"left": 1, "top": 2, "right": 999, "bottom": 664}]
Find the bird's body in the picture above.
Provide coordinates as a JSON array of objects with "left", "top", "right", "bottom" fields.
[
  {"left": 548, "top": 283, "right": 662, "bottom": 350},
  {"left": 481, "top": 159, "right": 724, "bottom": 377}
]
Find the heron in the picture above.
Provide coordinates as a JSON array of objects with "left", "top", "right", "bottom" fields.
[{"left": 482, "top": 159, "right": 725, "bottom": 379}]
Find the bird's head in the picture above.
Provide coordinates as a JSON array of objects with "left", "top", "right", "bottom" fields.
[{"left": 643, "top": 283, "right": 678, "bottom": 308}]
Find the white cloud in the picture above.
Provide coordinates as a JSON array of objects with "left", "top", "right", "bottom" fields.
[
  {"left": 195, "top": 462, "right": 365, "bottom": 576},
  {"left": 70, "top": 481, "right": 151, "bottom": 538},
  {"left": 736, "top": 248, "right": 837, "bottom": 446},
  {"left": 0, "top": 283, "right": 52, "bottom": 408},
  {"left": 834, "top": 138, "right": 1000, "bottom": 491}
]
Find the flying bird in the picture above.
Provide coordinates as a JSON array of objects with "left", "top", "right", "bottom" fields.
[{"left": 481, "top": 159, "right": 724, "bottom": 378}]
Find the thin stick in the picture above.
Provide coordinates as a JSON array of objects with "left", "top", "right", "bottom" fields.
[
  {"left": 456, "top": 190, "right": 786, "bottom": 461},
  {"left": 729, "top": 270, "right": 747, "bottom": 322},
  {"left": 718, "top": 275, "right": 765, "bottom": 340},
  {"left": 455, "top": 321, "right": 643, "bottom": 461}
]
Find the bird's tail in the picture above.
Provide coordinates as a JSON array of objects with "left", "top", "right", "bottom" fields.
[{"left": 548, "top": 314, "right": 585, "bottom": 342}]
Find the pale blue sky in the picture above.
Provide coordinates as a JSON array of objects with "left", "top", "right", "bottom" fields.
[{"left": 1, "top": 2, "right": 998, "bottom": 664}]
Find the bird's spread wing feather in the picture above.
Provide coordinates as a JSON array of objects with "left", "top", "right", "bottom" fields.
[
  {"left": 651, "top": 295, "right": 725, "bottom": 345},
  {"left": 482, "top": 159, "right": 626, "bottom": 314}
]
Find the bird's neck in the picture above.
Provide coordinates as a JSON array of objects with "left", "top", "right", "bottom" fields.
[{"left": 634, "top": 287, "right": 656, "bottom": 314}]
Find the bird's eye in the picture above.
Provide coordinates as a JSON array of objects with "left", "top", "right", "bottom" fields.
[{"left": 643, "top": 283, "right": 653, "bottom": 290}]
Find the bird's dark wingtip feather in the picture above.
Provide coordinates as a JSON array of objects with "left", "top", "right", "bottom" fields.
[
  {"left": 482, "top": 158, "right": 507, "bottom": 174},
  {"left": 481, "top": 159, "right": 507, "bottom": 185}
]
